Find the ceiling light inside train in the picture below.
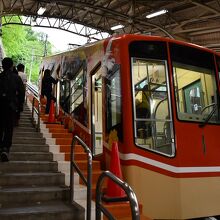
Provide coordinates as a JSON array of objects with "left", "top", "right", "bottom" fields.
[
  {"left": 146, "top": 9, "right": 168, "bottom": 19},
  {"left": 37, "top": 7, "right": 46, "bottom": 15},
  {"left": 111, "top": 24, "right": 124, "bottom": 31}
]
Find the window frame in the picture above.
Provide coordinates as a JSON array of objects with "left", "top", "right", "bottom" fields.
[
  {"left": 131, "top": 57, "right": 175, "bottom": 157},
  {"left": 106, "top": 64, "right": 123, "bottom": 140},
  {"left": 170, "top": 45, "right": 220, "bottom": 125}
]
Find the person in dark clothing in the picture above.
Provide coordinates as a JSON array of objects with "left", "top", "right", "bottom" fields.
[
  {"left": 41, "top": 69, "right": 58, "bottom": 114},
  {"left": 13, "top": 66, "right": 22, "bottom": 126},
  {"left": 0, "top": 57, "right": 25, "bottom": 162}
]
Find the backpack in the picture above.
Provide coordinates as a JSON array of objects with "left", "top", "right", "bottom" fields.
[
  {"left": 0, "top": 72, "right": 10, "bottom": 104},
  {"left": 0, "top": 71, "right": 18, "bottom": 111}
]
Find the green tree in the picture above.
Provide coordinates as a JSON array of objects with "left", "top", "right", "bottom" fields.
[{"left": 2, "top": 16, "right": 52, "bottom": 84}]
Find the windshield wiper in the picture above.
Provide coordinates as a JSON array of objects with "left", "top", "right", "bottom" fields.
[{"left": 199, "top": 104, "right": 217, "bottom": 128}]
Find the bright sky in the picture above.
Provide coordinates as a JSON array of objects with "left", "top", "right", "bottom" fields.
[{"left": 32, "top": 26, "right": 88, "bottom": 53}]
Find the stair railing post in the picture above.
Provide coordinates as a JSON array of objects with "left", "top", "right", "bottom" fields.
[
  {"left": 37, "top": 101, "right": 40, "bottom": 132},
  {"left": 86, "top": 147, "right": 92, "bottom": 220},
  {"left": 70, "top": 135, "right": 92, "bottom": 220},
  {"left": 31, "top": 97, "right": 35, "bottom": 125},
  {"left": 70, "top": 137, "right": 74, "bottom": 203},
  {"left": 96, "top": 171, "right": 140, "bottom": 220}
]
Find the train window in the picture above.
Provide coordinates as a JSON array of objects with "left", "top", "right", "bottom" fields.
[
  {"left": 106, "top": 64, "right": 122, "bottom": 140},
  {"left": 129, "top": 41, "right": 167, "bottom": 60},
  {"left": 131, "top": 57, "right": 174, "bottom": 156},
  {"left": 217, "top": 56, "right": 220, "bottom": 80},
  {"left": 170, "top": 43, "right": 220, "bottom": 124},
  {"left": 69, "top": 67, "right": 87, "bottom": 126},
  {"left": 60, "top": 80, "right": 70, "bottom": 113}
]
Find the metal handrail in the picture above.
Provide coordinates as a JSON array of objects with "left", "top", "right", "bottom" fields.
[
  {"left": 31, "top": 97, "right": 40, "bottom": 131},
  {"left": 96, "top": 171, "right": 140, "bottom": 220},
  {"left": 70, "top": 135, "right": 92, "bottom": 220},
  {"left": 26, "top": 81, "right": 39, "bottom": 99},
  {"left": 26, "top": 82, "right": 40, "bottom": 132}
]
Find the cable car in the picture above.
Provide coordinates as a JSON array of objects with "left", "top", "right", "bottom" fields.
[{"left": 40, "top": 34, "right": 220, "bottom": 219}]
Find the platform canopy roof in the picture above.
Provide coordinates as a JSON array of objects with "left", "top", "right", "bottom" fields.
[{"left": 1, "top": 0, "right": 220, "bottom": 52}]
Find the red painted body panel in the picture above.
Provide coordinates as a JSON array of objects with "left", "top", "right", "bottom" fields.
[{"left": 41, "top": 34, "right": 220, "bottom": 177}]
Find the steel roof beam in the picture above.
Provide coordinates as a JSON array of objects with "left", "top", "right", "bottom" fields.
[{"left": 1, "top": 15, "right": 109, "bottom": 41}]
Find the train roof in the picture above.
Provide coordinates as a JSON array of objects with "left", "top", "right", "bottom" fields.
[{"left": 43, "top": 34, "right": 220, "bottom": 61}]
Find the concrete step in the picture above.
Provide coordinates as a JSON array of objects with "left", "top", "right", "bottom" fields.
[
  {"left": 13, "top": 132, "right": 43, "bottom": 138},
  {"left": 81, "top": 170, "right": 103, "bottom": 184},
  {"left": 60, "top": 144, "right": 84, "bottom": 153},
  {"left": 65, "top": 152, "right": 88, "bottom": 161},
  {"left": 11, "top": 144, "right": 49, "bottom": 152},
  {"left": 55, "top": 138, "right": 72, "bottom": 145},
  {"left": 74, "top": 160, "right": 101, "bottom": 171},
  {"left": 18, "top": 118, "right": 31, "bottom": 126},
  {"left": 19, "top": 117, "right": 32, "bottom": 122},
  {"left": 9, "top": 152, "right": 53, "bottom": 161},
  {"left": 18, "top": 119, "right": 32, "bottom": 123},
  {"left": 15, "top": 125, "right": 35, "bottom": 129},
  {"left": 52, "top": 133, "right": 73, "bottom": 138},
  {"left": 12, "top": 137, "right": 46, "bottom": 145},
  {"left": 14, "top": 127, "right": 36, "bottom": 132},
  {"left": 48, "top": 128, "right": 69, "bottom": 133},
  {"left": 46, "top": 124, "right": 64, "bottom": 129},
  {"left": 17, "top": 121, "right": 34, "bottom": 126},
  {"left": 0, "top": 186, "right": 69, "bottom": 207},
  {"left": 19, "top": 112, "right": 31, "bottom": 116},
  {"left": 19, "top": 117, "right": 31, "bottom": 121},
  {"left": 0, "top": 161, "right": 58, "bottom": 173},
  {"left": 0, "top": 201, "right": 84, "bottom": 220},
  {"left": 2, "top": 103, "right": 85, "bottom": 220},
  {"left": 20, "top": 113, "right": 32, "bottom": 116},
  {"left": 0, "top": 172, "right": 65, "bottom": 186}
]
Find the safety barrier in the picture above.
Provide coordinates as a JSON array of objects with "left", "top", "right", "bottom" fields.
[
  {"left": 70, "top": 135, "right": 92, "bottom": 220},
  {"left": 96, "top": 170, "right": 140, "bottom": 220}
]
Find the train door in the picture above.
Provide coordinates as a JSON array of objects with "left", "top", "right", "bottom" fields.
[
  {"left": 130, "top": 41, "right": 175, "bottom": 156},
  {"left": 132, "top": 59, "right": 174, "bottom": 155},
  {"left": 91, "top": 66, "right": 103, "bottom": 155}
]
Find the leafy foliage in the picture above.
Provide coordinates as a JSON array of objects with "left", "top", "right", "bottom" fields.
[{"left": 2, "top": 16, "right": 52, "bottom": 84}]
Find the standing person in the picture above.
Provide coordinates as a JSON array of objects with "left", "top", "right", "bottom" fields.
[
  {"left": 41, "top": 69, "right": 58, "bottom": 114},
  {"left": 17, "top": 63, "right": 27, "bottom": 86},
  {"left": 16, "top": 63, "right": 27, "bottom": 125},
  {"left": 0, "top": 57, "right": 25, "bottom": 162}
]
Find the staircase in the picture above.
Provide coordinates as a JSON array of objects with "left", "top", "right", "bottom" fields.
[
  {"left": 38, "top": 98, "right": 151, "bottom": 220},
  {"left": 0, "top": 104, "right": 84, "bottom": 220},
  {"left": 40, "top": 113, "right": 151, "bottom": 220}
]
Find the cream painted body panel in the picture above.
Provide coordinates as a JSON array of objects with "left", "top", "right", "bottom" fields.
[{"left": 123, "top": 165, "right": 220, "bottom": 219}]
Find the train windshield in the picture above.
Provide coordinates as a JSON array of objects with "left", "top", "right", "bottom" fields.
[
  {"left": 130, "top": 41, "right": 174, "bottom": 156},
  {"left": 170, "top": 43, "right": 220, "bottom": 124}
]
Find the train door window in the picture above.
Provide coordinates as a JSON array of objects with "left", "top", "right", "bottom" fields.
[
  {"left": 131, "top": 58, "right": 174, "bottom": 156},
  {"left": 170, "top": 43, "right": 220, "bottom": 124},
  {"left": 70, "top": 67, "right": 87, "bottom": 125},
  {"left": 217, "top": 56, "right": 220, "bottom": 80},
  {"left": 106, "top": 64, "right": 122, "bottom": 140},
  {"left": 91, "top": 67, "right": 103, "bottom": 155},
  {"left": 60, "top": 79, "right": 70, "bottom": 113},
  {"left": 183, "top": 80, "right": 203, "bottom": 114}
]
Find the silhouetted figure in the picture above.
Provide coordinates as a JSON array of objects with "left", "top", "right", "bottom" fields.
[
  {"left": 13, "top": 66, "right": 21, "bottom": 126},
  {"left": 41, "top": 69, "right": 58, "bottom": 114},
  {"left": 0, "top": 57, "right": 25, "bottom": 162},
  {"left": 16, "top": 63, "right": 27, "bottom": 125},
  {"left": 17, "top": 63, "right": 27, "bottom": 86}
]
